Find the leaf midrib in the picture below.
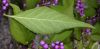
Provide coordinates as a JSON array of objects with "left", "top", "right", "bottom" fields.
[{"left": 10, "top": 16, "right": 73, "bottom": 24}]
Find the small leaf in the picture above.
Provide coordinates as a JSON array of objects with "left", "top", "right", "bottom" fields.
[
  {"left": 91, "top": 34, "right": 100, "bottom": 41},
  {"left": 64, "top": 45, "right": 72, "bottom": 49},
  {"left": 51, "top": 0, "right": 74, "bottom": 18},
  {"left": 8, "top": 7, "right": 93, "bottom": 34},
  {"left": 74, "top": 28, "right": 81, "bottom": 40},
  {"left": 93, "top": 23, "right": 100, "bottom": 33},
  {"left": 77, "top": 41, "right": 83, "bottom": 49},
  {"left": 51, "top": 31, "right": 72, "bottom": 41},
  {"left": 85, "top": 0, "right": 98, "bottom": 8},
  {"left": 91, "top": 42, "right": 99, "bottom": 49},
  {"left": 10, "top": 3, "right": 22, "bottom": 14},
  {"left": 26, "top": 0, "right": 39, "bottom": 9}
]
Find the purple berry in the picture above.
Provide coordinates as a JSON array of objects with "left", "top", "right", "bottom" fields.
[
  {"left": 40, "top": 40, "right": 45, "bottom": 46},
  {"left": 43, "top": 44, "right": 49, "bottom": 49},
  {"left": 51, "top": 41, "right": 64, "bottom": 49},
  {"left": 2, "top": 0, "right": 9, "bottom": 11},
  {"left": 55, "top": 45, "right": 59, "bottom": 49},
  {"left": 55, "top": 41, "right": 60, "bottom": 45},
  {"left": 36, "top": 0, "right": 59, "bottom": 7},
  {"left": 51, "top": 43, "right": 55, "bottom": 47},
  {"left": 2, "top": 0, "right": 6, "bottom": 4},
  {"left": 60, "top": 42, "right": 64, "bottom": 46},
  {"left": 60, "top": 45, "right": 64, "bottom": 49}
]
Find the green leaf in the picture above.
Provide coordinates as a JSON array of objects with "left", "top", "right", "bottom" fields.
[
  {"left": 64, "top": 45, "right": 72, "bottom": 49},
  {"left": 77, "top": 41, "right": 83, "bottom": 49},
  {"left": 51, "top": 0, "right": 74, "bottom": 18},
  {"left": 51, "top": 31, "right": 72, "bottom": 41},
  {"left": 92, "top": 23, "right": 100, "bottom": 35},
  {"left": 85, "top": 0, "right": 98, "bottom": 8},
  {"left": 91, "top": 42, "right": 99, "bottom": 49},
  {"left": 10, "top": 19, "right": 35, "bottom": 45},
  {"left": 10, "top": 3, "right": 22, "bottom": 14},
  {"left": 91, "top": 34, "right": 100, "bottom": 41},
  {"left": 10, "top": 3, "right": 35, "bottom": 45},
  {"left": 93, "top": 23, "right": 100, "bottom": 33},
  {"left": 85, "top": 7, "right": 96, "bottom": 17},
  {"left": 74, "top": 28, "right": 81, "bottom": 40},
  {"left": 8, "top": 7, "right": 93, "bottom": 34},
  {"left": 26, "top": 0, "right": 39, "bottom": 9}
]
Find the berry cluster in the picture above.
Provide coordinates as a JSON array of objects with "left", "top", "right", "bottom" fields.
[
  {"left": 40, "top": 40, "right": 49, "bottom": 49},
  {"left": 0, "top": 0, "right": 9, "bottom": 22},
  {"left": 82, "top": 16, "right": 97, "bottom": 35},
  {"left": 2, "top": 0, "right": 9, "bottom": 11},
  {"left": 51, "top": 41, "right": 64, "bottom": 49},
  {"left": 36, "top": 0, "right": 59, "bottom": 7},
  {"left": 86, "top": 16, "right": 97, "bottom": 25},
  {"left": 76, "top": 0, "right": 85, "bottom": 17},
  {"left": 40, "top": 40, "right": 64, "bottom": 49},
  {"left": 82, "top": 28, "right": 91, "bottom": 35}
]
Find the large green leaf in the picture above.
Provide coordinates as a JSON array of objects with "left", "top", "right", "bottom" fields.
[
  {"left": 10, "top": 4, "right": 35, "bottom": 45},
  {"left": 8, "top": 7, "right": 93, "bottom": 34}
]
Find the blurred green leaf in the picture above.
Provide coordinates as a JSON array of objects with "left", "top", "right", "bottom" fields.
[
  {"left": 8, "top": 7, "right": 93, "bottom": 34},
  {"left": 51, "top": 0, "right": 74, "bottom": 18},
  {"left": 91, "top": 42, "right": 99, "bottom": 49},
  {"left": 51, "top": 30, "right": 72, "bottom": 41},
  {"left": 92, "top": 23, "right": 100, "bottom": 35},
  {"left": 74, "top": 28, "right": 81, "bottom": 40},
  {"left": 93, "top": 23, "right": 100, "bottom": 33},
  {"left": 85, "top": 0, "right": 98, "bottom": 8},
  {"left": 85, "top": 7, "right": 96, "bottom": 17},
  {"left": 64, "top": 39, "right": 72, "bottom": 49},
  {"left": 64, "top": 44, "right": 72, "bottom": 49},
  {"left": 77, "top": 41, "right": 83, "bottom": 49},
  {"left": 91, "top": 35, "right": 100, "bottom": 41},
  {"left": 26, "top": 0, "right": 39, "bottom": 9}
]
